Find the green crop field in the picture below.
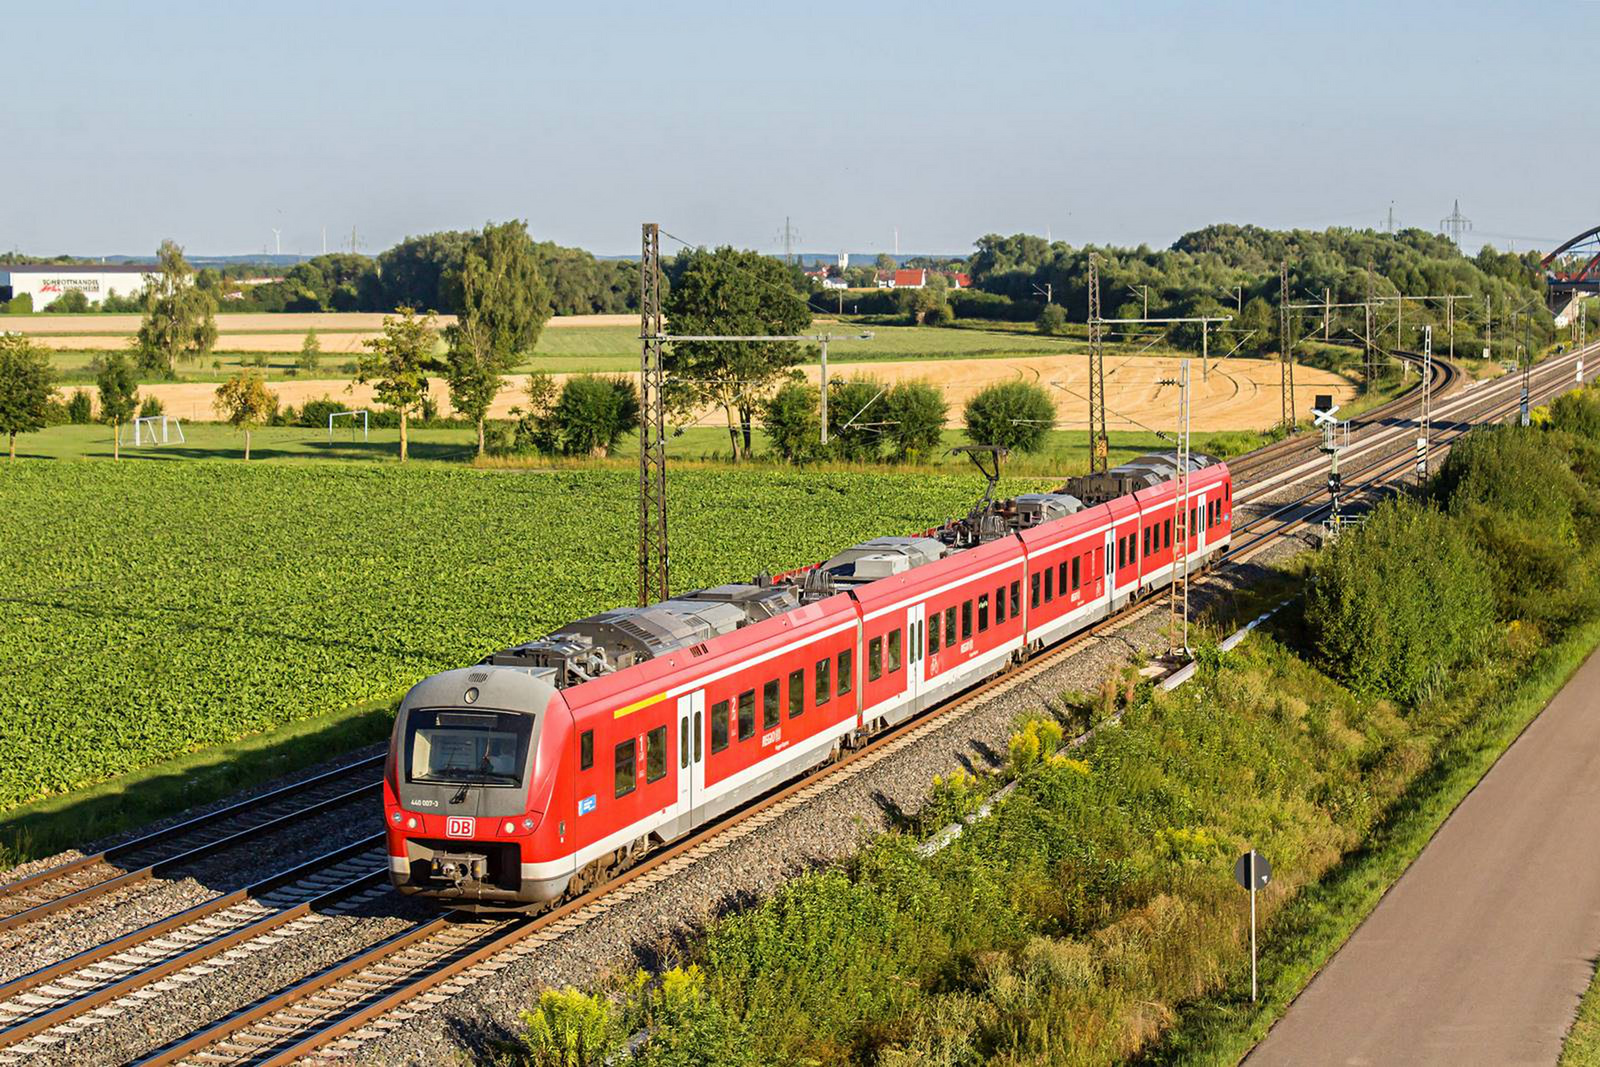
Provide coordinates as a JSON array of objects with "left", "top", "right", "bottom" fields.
[{"left": 0, "top": 463, "right": 1049, "bottom": 814}]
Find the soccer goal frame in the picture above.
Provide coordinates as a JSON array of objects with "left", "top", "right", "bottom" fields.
[
  {"left": 122, "top": 415, "right": 185, "bottom": 446},
  {"left": 328, "top": 410, "right": 370, "bottom": 442}
]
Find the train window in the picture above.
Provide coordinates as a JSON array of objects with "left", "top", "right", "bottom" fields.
[
  {"left": 889, "top": 629, "right": 902, "bottom": 671},
  {"left": 838, "top": 649, "right": 853, "bottom": 696},
  {"left": 1165, "top": 519, "right": 1172, "bottom": 549},
  {"left": 1056, "top": 562, "right": 1067, "bottom": 596},
  {"left": 1226, "top": 482, "right": 1232, "bottom": 502},
  {"left": 580, "top": 730, "right": 594, "bottom": 770},
  {"left": 815, "top": 658, "right": 831, "bottom": 706},
  {"left": 1010, "top": 580, "right": 1020, "bottom": 617},
  {"left": 962, "top": 600, "right": 973, "bottom": 639},
  {"left": 693, "top": 711, "right": 702, "bottom": 762},
  {"left": 680, "top": 718, "right": 688, "bottom": 769},
  {"left": 868, "top": 637, "right": 883, "bottom": 681},
  {"left": 763, "top": 679, "right": 780, "bottom": 730},
  {"left": 1190, "top": 506, "right": 1197, "bottom": 536},
  {"left": 995, "top": 585, "right": 1006, "bottom": 624},
  {"left": 1095, "top": 546, "right": 1104, "bottom": 576},
  {"left": 646, "top": 726, "right": 667, "bottom": 783},
  {"left": 1045, "top": 567, "right": 1054, "bottom": 601},
  {"left": 1143, "top": 526, "right": 1150, "bottom": 556},
  {"left": 945, "top": 606, "right": 956, "bottom": 645},
  {"left": 614, "top": 740, "right": 636, "bottom": 798},
  {"left": 1071, "top": 556, "right": 1081, "bottom": 591},
  {"left": 738, "top": 690, "right": 755, "bottom": 740},
  {"left": 711, "top": 700, "right": 729, "bottom": 752},
  {"left": 929, "top": 614, "right": 941, "bottom": 654},
  {"left": 789, "top": 669, "right": 804, "bottom": 718},
  {"left": 1031, "top": 572, "right": 1040, "bottom": 608},
  {"left": 1116, "top": 537, "right": 1125, "bottom": 569},
  {"left": 978, "top": 594, "right": 989, "bottom": 633}
]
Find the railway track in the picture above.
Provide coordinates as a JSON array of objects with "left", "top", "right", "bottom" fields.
[
  {"left": 0, "top": 755, "right": 383, "bottom": 938},
  {"left": 8, "top": 340, "right": 1594, "bottom": 1065}
]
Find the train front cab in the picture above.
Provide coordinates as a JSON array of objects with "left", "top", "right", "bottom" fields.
[{"left": 384, "top": 665, "right": 575, "bottom": 912}]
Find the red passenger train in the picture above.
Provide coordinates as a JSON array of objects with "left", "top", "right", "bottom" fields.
[{"left": 384, "top": 452, "right": 1233, "bottom": 910}]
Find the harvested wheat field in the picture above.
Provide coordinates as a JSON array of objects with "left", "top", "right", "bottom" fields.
[
  {"left": 117, "top": 352, "right": 1353, "bottom": 434},
  {"left": 9, "top": 311, "right": 632, "bottom": 350}
]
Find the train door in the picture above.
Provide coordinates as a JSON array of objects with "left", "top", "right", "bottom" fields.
[
  {"left": 1194, "top": 491, "right": 1208, "bottom": 553},
  {"left": 1104, "top": 529, "right": 1116, "bottom": 605},
  {"left": 906, "top": 603, "right": 926, "bottom": 704},
  {"left": 676, "top": 691, "right": 703, "bottom": 819}
]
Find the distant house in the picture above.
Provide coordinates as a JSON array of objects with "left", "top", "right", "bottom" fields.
[
  {"left": 803, "top": 266, "right": 830, "bottom": 282},
  {"left": 822, "top": 276, "right": 848, "bottom": 290},
  {"left": 875, "top": 268, "right": 928, "bottom": 289},
  {"left": 948, "top": 272, "right": 971, "bottom": 289}
]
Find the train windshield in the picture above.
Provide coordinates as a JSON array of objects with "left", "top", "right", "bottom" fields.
[{"left": 406, "top": 709, "right": 533, "bottom": 787}]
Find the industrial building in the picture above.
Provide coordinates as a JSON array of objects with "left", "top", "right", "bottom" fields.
[{"left": 0, "top": 263, "right": 155, "bottom": 307}]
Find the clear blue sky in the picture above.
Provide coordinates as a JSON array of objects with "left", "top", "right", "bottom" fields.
[{"left": 3, "top": 1, "right": 1594, "bottom": 259}]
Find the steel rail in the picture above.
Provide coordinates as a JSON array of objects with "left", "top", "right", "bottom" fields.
[
  {"left": 0, "top": 754, "right": 384, "bottom": 911},
  {"left": 0, "top": 837, "right": 389, "bottom": 1050},
  {"left": 0, "top": 780, "right": 380, "bottom": 937}
]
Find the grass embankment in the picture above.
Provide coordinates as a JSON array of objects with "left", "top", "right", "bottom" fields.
[
  {"left": 498, "top": 390, "right": 1600, "bottom": 1066},
  {"left": 0, "top": 463, "right": 1050, "bottom": 862},
  {"left": 1563, "top": 967, "right": 1600, "bottom": 1066}
]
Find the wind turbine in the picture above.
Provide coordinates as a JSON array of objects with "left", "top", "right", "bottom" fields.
[{"left": 271, "top": 228, "right": 282, "bottom": 256}]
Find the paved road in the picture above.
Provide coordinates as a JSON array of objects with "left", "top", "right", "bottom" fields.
[{"left": 1248, "top": 648, "right": 1600, "bottom": 1066}]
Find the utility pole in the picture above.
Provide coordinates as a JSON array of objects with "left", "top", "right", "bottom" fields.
[
  {"left": 1485, "top": 294, "right": 1493, "bottom": 361},
  {"left": 1032, "top": 282, "right": 1053, "bottom": 305},
  {"left": 1279, "top": 262, "right": 1294, "bottom": 429},
  {"left": 638, "top": 223, "right": 668, "bottom": 606},
  {"left": 1324, "top": 287, "right": 1331, "bottom": 341},
  {"left": 1088, "top": 254, "right": 1108, "bottom": 472}
]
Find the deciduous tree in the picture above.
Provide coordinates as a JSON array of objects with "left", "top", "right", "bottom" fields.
[
  {"left": 96, "top": 353, "right": 139, "bottom": 460},
  {"left": 298, "top": 329, "right": 322, "bottom": 374},
  {"left": 135, "top": 240, "right": 217, "bottom": 376},
  {"left": 882, "top": 381, "right": 947, "bottom": 461},
  {"left": 0, "top": 335, "right": 56, "bottom": 459},
  {"left": 213, "top": 371, "right": 277, "bottom": 460},
  {"left": 444, "top": 221, "right": 553, "bottom": 455},
  {"left": 663, "top": 247, "right": 811, "bottom": 460},
  {"left": 355, "top": 307, "right": 439, "bottom": 463}
]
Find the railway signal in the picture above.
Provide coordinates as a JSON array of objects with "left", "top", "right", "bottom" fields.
[
  {"left": 1234, "top": 849, "right": 1272, "bottom": 1002},
  {"left": 1313, "top": 398, "right": 1345, "bottom": 528}
]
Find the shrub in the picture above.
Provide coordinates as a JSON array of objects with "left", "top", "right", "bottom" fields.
[
  {"left": 963, "top": 380, "right": 1055, "bottom": 454},
  {"left": 761, "top": 380, "right": 823, "bottom": 463},
  {"left": 1037, "top": 303, "right": 1068, "bottom": 336},
  {"left": 1305, "top": 498, "right": 1494, "bottom": 701},
  {"left": 827, "top": 377, "right": 886, "bottom": 462},
  {"left": 137, "top": 394, "right": 164, "bottom": 419},
  {"left": 44, "top": 290, "right": 91, "bottom": 313},
  {"left": 516, "top": 987, "right": 623, "bottom": 1067},
  {"left": 297, "top": 395, "right": 346, "bottom": 429},
  {"left": 551, "top": 375, "right": 639, "bottom": 457},
  {"left": 882, "top": 380, "right": 947, "bottom": 462},
  {"left": 66, "top": 389, "right": 92, "bottom": 424},
  {"left": 5, "top": 294, "right": 33, "bottom": 314}
]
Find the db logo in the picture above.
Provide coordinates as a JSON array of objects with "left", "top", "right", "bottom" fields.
[{"left": 445, "top": 816, "right": 474, "bottom": 838}]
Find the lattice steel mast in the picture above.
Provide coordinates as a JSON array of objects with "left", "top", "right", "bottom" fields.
[
  {"left": 638, "top": 223, "right": 668, "bottom": 606},
  {"left": 1088, "top": 253, "right": 1108, "bottom": 472}
]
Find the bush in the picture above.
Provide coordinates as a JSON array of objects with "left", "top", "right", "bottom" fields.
[
  {"left": 516, "top": 987, "right": 623, "bottom": 1067},
  {"left": 44, "top": 290, "right": 90, "bottom": 313},
  {"left": 761, "top": 380, "right": 823, "bottom": 463},
  {"left": 882, "top": 380, "right": 946, "bottom": 462},
  {"left": 827, "top": 377, "right": 886, "bottom": 462},
  {"left": 297, "top": 395, "right": 347, "bottom": 429},
  {"left": 1037, "top": 303, "right": 1068, "bottom": 336},
  {"left": 66, "top": 389, "right": 92, "bottom": 424},
  {"left": 5, "top": 294, "right": 33, "bottom": 314},
  {"left": 551, "top": 375, "right": 639, "bottom": 456},
  {"left": 963, "top": 380, "right": 1055, "bottom": 454},
  {"left": 1305, "top": 498, "right": 1495, "bottom": 701},
  {"left": 137, "top": 394, "right": 164, "bottom": 419}
]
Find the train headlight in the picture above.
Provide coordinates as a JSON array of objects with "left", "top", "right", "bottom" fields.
[
  {"left": 406, "top": 816, "right": 418, "bottom": 829},
  {"left": 390, "top": 811, "right": 402, "bottom": 825},
  {"left": 503, "top": 820, "right": 516, "bottom": 834},
  {"left": 523, "top": 817, "right": 535, "bottom": 830}
]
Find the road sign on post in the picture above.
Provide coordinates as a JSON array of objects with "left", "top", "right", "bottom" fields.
[{"left": 1234, "top": 849, "right": 1272, "bottom": 1002}]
